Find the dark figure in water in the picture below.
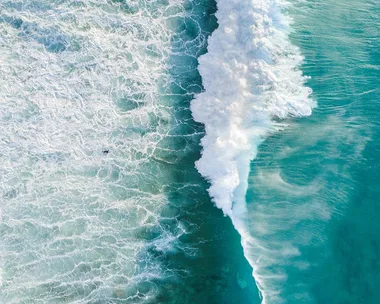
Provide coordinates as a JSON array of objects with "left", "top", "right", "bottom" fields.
[{"left": 102, "top": 150, "right": 109, "bottom": 155}]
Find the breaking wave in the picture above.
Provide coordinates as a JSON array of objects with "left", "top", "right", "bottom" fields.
[{"left": 191, "top": 0, "right": 316, "bottom": 302}]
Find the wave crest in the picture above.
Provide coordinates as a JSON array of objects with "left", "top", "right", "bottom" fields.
[{"left": 191, "top": 0, "right": 316, "bottom": 301}]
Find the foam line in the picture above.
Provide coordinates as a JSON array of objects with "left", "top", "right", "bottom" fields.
[{"left": 191, "top": 0, "right": 315, "bottom": 302}]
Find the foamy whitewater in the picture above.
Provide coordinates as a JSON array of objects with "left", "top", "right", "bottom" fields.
[
  {"left": 1, "top": 0, "right": 377, "bottom": 303},
  {"left": 0, "top": 0, "right": 192, "bottom": 302},
  {"left": 191, "top": 0, "right": 315, "bottom": 302}
]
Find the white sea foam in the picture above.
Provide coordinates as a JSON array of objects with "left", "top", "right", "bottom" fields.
[
  {"left": 191, "top": 0, "right": 315, "bottom": 302},
  {"left": 0, "top": 0, "right": 188, "bottom": 302}
]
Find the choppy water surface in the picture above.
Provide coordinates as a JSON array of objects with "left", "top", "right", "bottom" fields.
[
  {"left": 1, "top": 0, "right": 379, "bottom": 303},
  {"left": 0, "top": 0, "right": 259, "bottom": 303},
  {"left": 0, "top": 0, "right": 183, "bottom": 302}
]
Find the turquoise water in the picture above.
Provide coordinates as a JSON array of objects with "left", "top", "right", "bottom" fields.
[
  {"left": 0, "top": 0, "right": 379, "bottom": 303},
  {"left": 0, "top": 0, "right": 259, "bottom": 303},
  {"left": 245, "top": 0, "right": 380, "bottom": 302}
]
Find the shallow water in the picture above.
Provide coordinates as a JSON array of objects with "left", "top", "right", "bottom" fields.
[{"left": 0, "top": 0, "right": 259, "bottom": 303}]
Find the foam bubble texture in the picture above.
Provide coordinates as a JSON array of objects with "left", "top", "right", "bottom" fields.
[
  {"left": 0, "top": 0, "right": 190, "bottom": 302},
  {"left": 191, "top": 0, "right": 315, "bottom": 302}
]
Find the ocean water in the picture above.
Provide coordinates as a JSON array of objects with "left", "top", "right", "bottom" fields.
[
  {"left": 193, "top": 0, "right": 379, "bottom": 303},
  {"left": 0, "top": 0, "right": 258, "bottom": 303},
  {"left": 0, "top": 0, "right": 379, "bottom": 303},
  {"left": 243, "top": 1, "right": 380, "bottom": 302}
]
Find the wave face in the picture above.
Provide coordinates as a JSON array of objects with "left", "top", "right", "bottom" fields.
[
  {"left": 242, "top": 0, "right": 380, "bottom": 303},
  {"left": 191, "top": 0, "right": 315, "bottom": 302}
]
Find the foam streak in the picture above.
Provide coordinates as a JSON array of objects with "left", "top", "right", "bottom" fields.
[{"left": 191, "top": 0, "right": 315, "bottom": 302}]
